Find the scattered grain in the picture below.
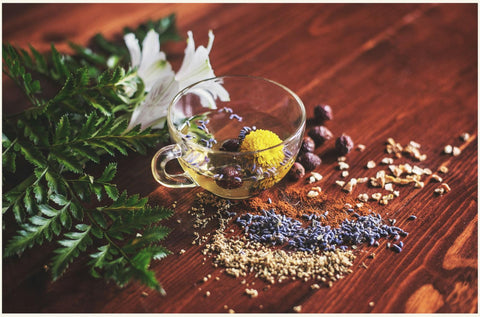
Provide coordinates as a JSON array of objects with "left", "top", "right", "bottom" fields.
[
  {"left": 404, "top": 141, "right": 427, "bottom": 161},
  {"left": 371, "top": 193, "right": 382, "bottom": 201},
  {"left": 358, "top": 193, "right": 369, "bottom": 202},
  {"left": 414, "top": 181, "right": 424, "bottom": 189},
  {"left": 439, "top": 166, "right": 449, "bottom": 174},
  {"left": 452, "top": 146, "right": 461, "bottom": 156},
  {"left": 369, "top": 301, "right": 375, "bottom": 307},
  {"left": 343, "top": 178, "right": 357, "bottom": 193},
  {"left": 440, "top": 183, "right": 451, "bottom": 192},
  {"left": 179, "top": 249, "right": 186, "bottom": 255},
  {"left": 341, "top": 171, "right": 349, "bottom": 178},
  {"left": 205, "top": 291, "right": 211, "bottom": 297},
  {"left": 336, "top": 180, "right": 346, "bottom": 187},
  {"left": 434, "top": 187, "right": 445, "bottom": 195},
  {"left": 381, "top": 157, "right": 394, "bottom": 165},
  {"left": 431, "top": 174, "right": 442, "bottom": 182},
  {"left": 384, "top": 183, "right": 393, "bottom": 192},
  {"left": 460, "top": 132, "right": 470, "bottom": 141},
  {"left": 311, "top": 172, "right": 323, "bottom": 181},
  {"left": 444, "top": 145, "right": 453, "bottom": 154},
  {"left": 311, "top": 186, "right": 322, "bottom": 193},
  {"left": 307, "top": 190, "right": 319, "bottom": 198},
  {"left": 245, "top": 288, "right": 258, "bottom": 298},
  {"left": 356, "top": 177, "right": 369, "bottom": 184},
  {"left": 357, "top": 144, "right": 366, "bottom": 151},
  {"left": 366, "top": 161, "right": 376, "bottom": 169},
  {"left": 311, "top": 283, "right": 320, "bottom": 290},
  {"left": 293, "top": 305, "right": 302, "bottom": 313},
  {"left": 141, "top": 291, "right": 149, "bottom": 297},
  {"left": 338, "top": 162, "right": 350, "bottom": 170}
]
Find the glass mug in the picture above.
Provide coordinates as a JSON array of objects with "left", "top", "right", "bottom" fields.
[{"left": 152, "top": 75, "right": 306, "bottom": 199}]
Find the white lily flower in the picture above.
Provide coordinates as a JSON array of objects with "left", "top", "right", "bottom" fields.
[
  {"left": 175, "top": 30, "right": 229, "bottom": 106},
  {"left": 124, "top": 29, "right": 173, "bottom": 92},
  {"left": 126, "top": 30, "right": 229, "bottom": 131}
]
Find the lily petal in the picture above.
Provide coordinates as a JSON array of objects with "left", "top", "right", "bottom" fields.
[
  {"left": 175, "top": 30, "right": 230, "bottom": 107},
  {"left": 124, "top": 33, "right": 141, "bottom": 68},
  {"left": 127, "top": 69, "right": 178, "bottom": 131}
]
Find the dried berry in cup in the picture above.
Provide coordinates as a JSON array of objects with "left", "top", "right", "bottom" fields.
[
  {"left": 300, "top": 136, "right": 315, "bottom": 153},
  {"left": 308, "top": 126, "right": 333, "bottom": 147},
  {"left": 220, "top": 138, "right": 240, "bottom": 152},
  {"left": 216, "top": 166, "right": 243, "bottom": 189},
  {"left": 313, "top": 104, "right": 333, "bottom": 123},
  {"left": 298, "top": 152, "right": 322, "bottom": 171},
  {"left": 336, "top": 133, "right": 354, "bottom": 155},
  {"left": 288, "top": 162, "right": 306, "bottom": 181}
]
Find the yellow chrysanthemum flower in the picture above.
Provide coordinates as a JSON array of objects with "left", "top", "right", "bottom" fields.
[{"left": 239, "top": 129, "right": 284, "bottom": 169}]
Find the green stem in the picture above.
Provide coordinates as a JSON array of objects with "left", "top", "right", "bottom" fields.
[
  {"left": 45, "top": 132, "right": 162, "bottom": 149},
  {"left": 2, "top": 137, "right": 18, "bottom": 155}
]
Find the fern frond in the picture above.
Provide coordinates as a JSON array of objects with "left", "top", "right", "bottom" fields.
[{"left": 51, "top": 224, "right": 93, "bottom": 280}]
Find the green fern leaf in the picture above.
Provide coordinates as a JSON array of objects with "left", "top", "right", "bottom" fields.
[
  {"left": 4, "top": 203, "right": 69, "bottom": 257},
  {"left": 51, "top": 224, "right": 92, "bottom": 280},
  {"left": 16, "top": 139, "right": 47, "bottom": 168},
  {"left": 104, "top": 184, "right": 119, "bottom": 200},
  {"left": 98, "top": 163, "right": 117, "bottom": 182},
  {"left": 50, "top": 44, "right": 70, "bottom": 80},
  {"left": 50, "top": 149, "right": 84, "bottom": 174},
  {"left": 54, "top": 115, "right": 71, "bottom": 144},
  {"left": 29, "top": 45, "right": 48, "bottom": 73}
]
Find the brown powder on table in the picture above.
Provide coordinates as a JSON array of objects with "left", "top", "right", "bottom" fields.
[{"left": 237, "top": 182, "right": 374, "bottom": 227}]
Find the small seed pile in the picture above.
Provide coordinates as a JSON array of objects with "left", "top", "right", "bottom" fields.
[
  {"left": 188, "top": 192, "right": 235, "bottom": 245},
  {"left": 206, "top": 232, "right": 355, "bottom": 285}
]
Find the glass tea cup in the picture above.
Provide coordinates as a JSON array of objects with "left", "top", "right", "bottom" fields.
[{"left": 152, "top": 75, "right": 306, "bottom": 199}]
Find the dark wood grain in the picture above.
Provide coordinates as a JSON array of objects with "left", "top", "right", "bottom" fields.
[{"left": 2, "top": 3, "right": 477, "bottom": 313}]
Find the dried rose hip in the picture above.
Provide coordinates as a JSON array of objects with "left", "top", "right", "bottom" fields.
[
  {"left": 308, "top": 126, "right": 333, "bottom": 147},
  {"left": 220, "top": 138, "right": 240, "bottom": 152},
  {"left": 288, "top": 162, "right": 306, "bottom": 181},
  {"left": 314, "top": 104, "right": 333, "bottom": 123},
  {"left": 216, "top": 166, "right": 242, "bottom": 189},
  {"left": 336, "top": 133, "right": 354, "bottom": 155},
  {"left": 298, "top": 152, "right": 322, "bottom": 171},
  {"left": 300, "top": 136, "right": 315, "bottom": 153}
]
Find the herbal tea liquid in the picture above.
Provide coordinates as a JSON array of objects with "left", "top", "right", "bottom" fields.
[{"left": 178, "top": 107, "right": 296, "bottom": 199}]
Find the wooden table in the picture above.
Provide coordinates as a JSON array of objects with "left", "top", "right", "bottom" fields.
[{"left": 2, "top": 3, "right": 477, "bottom": 313}]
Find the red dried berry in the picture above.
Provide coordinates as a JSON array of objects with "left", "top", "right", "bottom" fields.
[
  {"left": 300, "top": 136, "right": 315, "bottom": 153},
  {"left": 298, "top": 152, "right": 322, "bottom": 171},
  {"left": 288, "top": 162, "right": 306, "bottom": 181},
  {"left": 335, "top": 133, "right": 354, "bottom": 155},
  {"left": 314, "top": 104, "right": 333, "bottom": 123},
  {"left": 216, "top": 166, "right": 242, "bottom": 189},
  {"left": 308, "top": 126, "right": 333, "bottom": 147},
  {"left": 220, "top": 139, "right": 240, "bottom": 152}
]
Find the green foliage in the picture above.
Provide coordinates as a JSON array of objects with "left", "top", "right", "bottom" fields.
[{"left": 2, "top": 14, "right": 181, "bottom": 294}]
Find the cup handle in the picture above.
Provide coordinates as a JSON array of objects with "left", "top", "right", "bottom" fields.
[{"left": 151, "top": 144, "right": 197, "bottom": 188}]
